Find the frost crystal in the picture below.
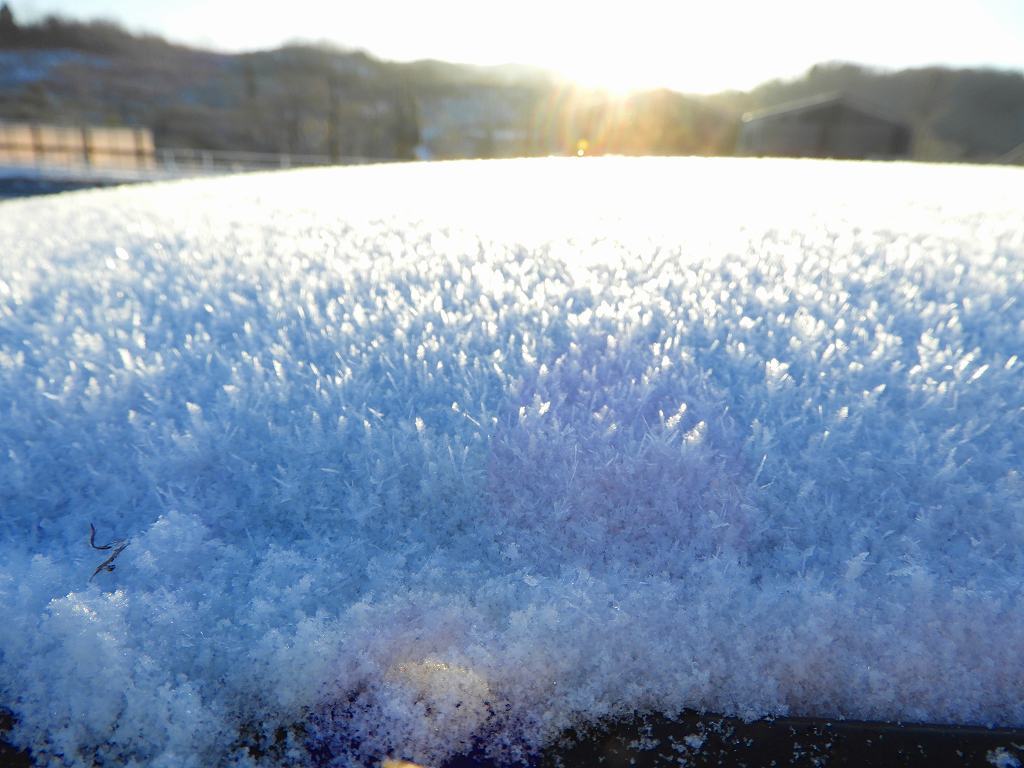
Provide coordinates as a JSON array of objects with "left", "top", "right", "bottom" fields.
[{"left": 1, "top": 158, "right": 1023, "bottom": 766}]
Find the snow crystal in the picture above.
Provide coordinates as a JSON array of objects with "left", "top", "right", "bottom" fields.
[
  {"left": 989, "top": 747, "right": 1023, "bottom": 768},
  {"left": 1, "top": 157, "right": 1023, "bottom": 766}
]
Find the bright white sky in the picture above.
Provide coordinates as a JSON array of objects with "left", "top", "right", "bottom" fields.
[{"left": 11, "top": 0, "right": 1024, "bottom": 93}]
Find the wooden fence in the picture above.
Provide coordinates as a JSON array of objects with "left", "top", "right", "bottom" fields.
[
  {"left": 0, "top": 122, "right": 155, "bottom": 170},
  {"left": 0, "top": 121, "right": 402, "bottom": 182}
]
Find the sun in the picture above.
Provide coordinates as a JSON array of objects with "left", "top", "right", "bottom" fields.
[
  {"left": 502, "top": 3, "right": 779, "bottom": 95},
  {"left": 299, "top": 0, "right": 777, "bottom": 95}
]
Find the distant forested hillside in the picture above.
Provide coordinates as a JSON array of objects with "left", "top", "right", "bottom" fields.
[{"left": 1, "top": 7, "right": 1022, "bottom": 162}]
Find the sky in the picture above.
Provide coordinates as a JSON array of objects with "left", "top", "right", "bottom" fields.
[{"left": 10, "top": 0, "right": 1024, "bottom": 93}]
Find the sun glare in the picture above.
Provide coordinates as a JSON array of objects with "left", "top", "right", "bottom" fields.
[
  {"left": 290, "top": 0, "right": 778, "bottom": 95},
  {"left": 460, "top": 2, "right": 792, "bottom": 95},
  {"left": 152, "top": 0, "right": 1021, "bottom": 95}
]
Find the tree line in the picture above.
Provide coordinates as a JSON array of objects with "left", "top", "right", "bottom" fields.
[{"left": 1, "top": 3, "right": 1021, "bottom": 162}]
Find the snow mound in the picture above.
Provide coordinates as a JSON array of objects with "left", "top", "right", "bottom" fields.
[{"left": 1, "top": 157, "right": 1023, "bottom": 766}]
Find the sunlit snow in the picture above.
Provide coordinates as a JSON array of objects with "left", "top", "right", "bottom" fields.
[{"left": 1, "top": 157, "right": 1023, "bottom": 767}]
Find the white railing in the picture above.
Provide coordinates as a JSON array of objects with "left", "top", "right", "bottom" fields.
[
  {"left": 0, "top": 148, "right": 400, "bottom": 183},
  {"left": 155, "top": 147, "right": 397, "bottom": 175}
]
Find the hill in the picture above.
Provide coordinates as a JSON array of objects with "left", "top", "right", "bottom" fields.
[{"left": 1, "top": 8, "right": 1022, "bottom": 162}]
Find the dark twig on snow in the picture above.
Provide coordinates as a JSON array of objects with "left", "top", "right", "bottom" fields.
[
  {"left": 89, "top": 523, "right": 129, "bottom": 581},
  {"left": 89, "top": 523, "right": 111, "bottom": 550}
]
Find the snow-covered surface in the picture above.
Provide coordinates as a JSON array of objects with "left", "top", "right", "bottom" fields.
[{"left": 1, "top": 157, "right": 1023, "bottom": 767}]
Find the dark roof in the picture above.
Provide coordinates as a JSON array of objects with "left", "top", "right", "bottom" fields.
[
  {"left": 741, "top": 93, "right": 907, "bottom": 128},
  {"left": 998, "top": 140, "right": 1024, "bottom": 164}
]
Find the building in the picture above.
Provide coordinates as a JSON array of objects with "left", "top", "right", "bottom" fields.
[
  {"left": 737, "top": 94, "right": 911, "bottom": 160},
  {"left": 998, "top": 140, "right": 1024, "bottom": 165}
]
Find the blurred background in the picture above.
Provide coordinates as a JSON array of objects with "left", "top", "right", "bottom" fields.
[{"left": 1, "top": 0, "right": 1023, "bottom": 196}]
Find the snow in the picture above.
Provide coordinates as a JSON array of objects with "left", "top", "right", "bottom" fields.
[
  {"left": 1, "top": 157, "right": 1023, "bottom": 767},
  {"left": 990, "top": 747, "right": 1023, "bottom": 768}
]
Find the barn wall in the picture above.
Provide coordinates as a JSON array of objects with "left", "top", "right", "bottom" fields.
[{"left": 738, "top": 104, "right": 909, "bottom": 159}]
